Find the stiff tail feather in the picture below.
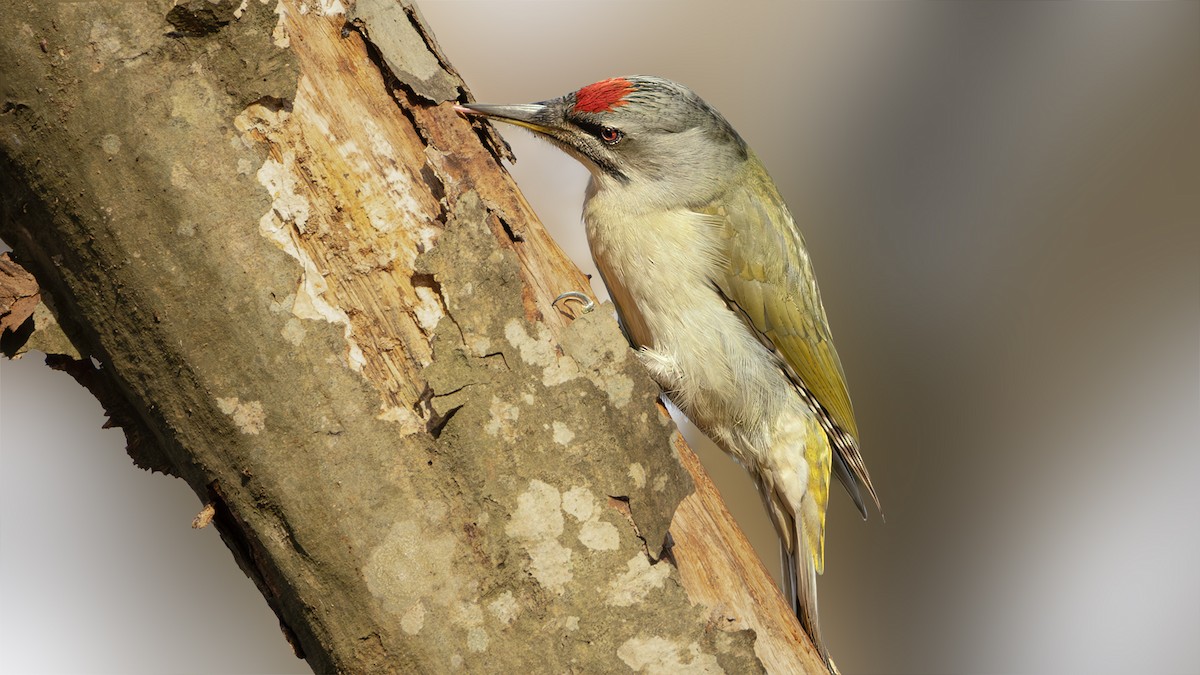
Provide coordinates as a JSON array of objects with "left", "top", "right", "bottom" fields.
[
  {"left": 752, "top": 410, "right": 839, "bottom": 673},
  {"left": 775, "top": 507, "right": 838, "bottom": 674}
]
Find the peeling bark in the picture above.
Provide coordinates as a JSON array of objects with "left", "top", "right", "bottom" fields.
[
  {"left": 0, "top": 1, "right": 824, "bottom": 672},
  {"left": 0, "top": 252, "right": 37, "bottom": 334}
]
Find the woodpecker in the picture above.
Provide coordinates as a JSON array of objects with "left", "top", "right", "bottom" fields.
[{"left": 457, "top": 76, "right": 879, "bottom": 671}]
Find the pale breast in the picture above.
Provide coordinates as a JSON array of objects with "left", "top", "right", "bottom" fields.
[{"left": 583, "top": 197, "right": 792, "bottom": 439}]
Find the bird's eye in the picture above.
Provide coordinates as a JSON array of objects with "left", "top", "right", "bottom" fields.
[{"left": 599, "top": 127, "right": 623, "bottom": 145}]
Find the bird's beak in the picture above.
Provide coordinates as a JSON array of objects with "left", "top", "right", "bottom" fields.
[{"left": 454, "top": 102, "right": 556, "bottom": 135}]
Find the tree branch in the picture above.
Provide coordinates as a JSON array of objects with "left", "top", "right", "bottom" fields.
[{"left": 0, "top": 0, "right": 823, "bottom": 671}]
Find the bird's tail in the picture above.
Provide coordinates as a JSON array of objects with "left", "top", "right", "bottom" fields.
[
  {"left": 777, "top": 514, "right": 838, "bottom": 675},
  {"left": 751, "top": 412, "right": 838, "bottom": 673},
  {"left": 790, "top": 527, "right": 839, "bottom": 674}
]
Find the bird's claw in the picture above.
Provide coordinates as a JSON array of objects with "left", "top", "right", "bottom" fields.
[{"left": 552, "top": 291, "right": 595, "bottom": 316}]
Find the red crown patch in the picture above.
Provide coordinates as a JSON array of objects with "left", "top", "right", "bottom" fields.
[{"left": 573, "top": 78, "right": 634, "bottom": 114}]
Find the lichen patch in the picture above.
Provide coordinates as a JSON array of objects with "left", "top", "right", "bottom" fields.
[
  {"left": 466, "top": 334, "right": 493, "bottom": 358},
  {"left": 487, "top": 591, "right": 520, "bottom": 626},
  {"left": 578, "top": 519, "right": 620, "bottom": 551},
  {"left": 281, "top": 317, "right": 306, "bottom": 345},
  {"left": 215, "top": 397, "right": 266, "bottom": 435},
  {"left": 562, "top": 486, "right": 619, "bottom": 551},
  {"left": 653, "top": 474, "right": 670, "bottom": 492},
  {"left": 617, "top": 636, "right": 725, "bottom": 674},
  {"left": 607, "top": 554, "right": 672, "bottom": 607},
  {"left": 170, "top": 161, "right": 194, "bottom": 188},
  {"left": 561, "top": 486, "right": 595, "bottom": 522},
  {"left": 505, "top": 480, "right": 573, "bottom": 594},
  {"left": 484, "top": 396, "right": 520, "bottom": 440},
  {"left": 449, "top": 601, "right": 489, "bottom": 653},
  {"left": 628, "top": 462, "right": 647, "bottom": 489},
  {"left": 401, "top": 601, "right": 425, "bottom": 635},
  {"left": 551, "top": 421, "right": 575, "bottom": 447},
  {"left": 559, "top": 306, "right": 637, "bottom": 407},
  {"left": 525, "top": 540, "right": 572, "bottom": 595},
  {"left": 504, "top": 319, "right": 580, "bottom": 386},
  {"left": 100, "top": 134, "right": 121, "bottom": 155},
  {"left": 365, "top": 518, "right": 463, "bottom": 618},
  {"left": 466, "top": 626, "right": 489, "bottom": 653}
]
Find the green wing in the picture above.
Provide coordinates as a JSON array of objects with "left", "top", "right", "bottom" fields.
[{"left": 699, "top": 154, "right": 881, "bottom": 516}]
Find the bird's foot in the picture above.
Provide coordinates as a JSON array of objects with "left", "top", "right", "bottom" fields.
[{"left": 551, "top": 290, "right": 595, "bottom": 318}]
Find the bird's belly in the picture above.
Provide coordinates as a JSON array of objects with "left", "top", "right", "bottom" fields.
[{"left": 586, "top": 210, "right": 790, "bottom": 450}]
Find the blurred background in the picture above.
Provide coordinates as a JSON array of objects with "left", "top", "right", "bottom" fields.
[{"left": 2, "top": 1, "right": 1197, "bottom": 673}]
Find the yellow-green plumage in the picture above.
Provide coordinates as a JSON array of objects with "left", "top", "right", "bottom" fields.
[
  {"left": 701, "top": 154, "right": 879, "bottom": 665},
  {"left": 707, "top": 155, "right": 879, "bottom": 517}
]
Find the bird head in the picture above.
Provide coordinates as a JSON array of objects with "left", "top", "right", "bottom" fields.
[{"left": 457, "top": 76, "right": 749, "bottom": 208}]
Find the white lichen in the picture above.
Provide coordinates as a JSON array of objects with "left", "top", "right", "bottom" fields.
[
  {"left": 653, "top": 474, "right": 670, "bottom": 493},
  {"left": 100, "top": 134, "right": 121, "bottom": 155},
  {"left": 504, "top": 319, "right": 581, "bottom": 386},
  {"left": 607, "top": 554, "right": 671, "bottom": 607},
  {"left": 170, "top": 161, "right": 193, "bottom": 188},
  {"left": 401, "top": 601, "right": 425, "bottom": 635},
  {"left": 281, "top": 317, "right": 306, "bottom": 345},
  {"left": 552, "top": 421, "right": 575, "bottom": 447},
  {"left": 467, "top": 626, "right": 489, "bottom": 653},
  {"left": 628, "top": 462, "right": 647, "bottom": 489},
  {"left": 452, "top": 602, "right": 488, "bottom": 653},
  {"left": 563, "top": 486, "right": 620, "bottom": 551},
  {"left": 505, "top": 480, "right": 573, "bottom": 594},
  {"left": 364, "top": 518, "right": 460, "bottom": 616},
  {"left": 561, "top": 487, "right": 595, "bottom": 522},
  {"left": 484, "top": 396, "right": 520, "bottom": 440},
  {"left": 486, "top": 591, "right": 520, "bottom": 626},
  {"left": 617, "top": 636, "right": 724, "bottom": 674},
  {"left": 215, "top": 397, "right": 266, "bottom": 435},
  {"left": 578, "top": 520, "right": 620, "bottom": 551}
]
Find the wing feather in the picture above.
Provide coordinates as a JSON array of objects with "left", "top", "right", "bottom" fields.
[{"left": 700, "top": 154, "right": 881, "bottom": 517}]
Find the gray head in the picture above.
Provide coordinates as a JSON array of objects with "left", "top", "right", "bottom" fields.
[{"left": 458, "top": 76, "right": 748, "bottom": 205}]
